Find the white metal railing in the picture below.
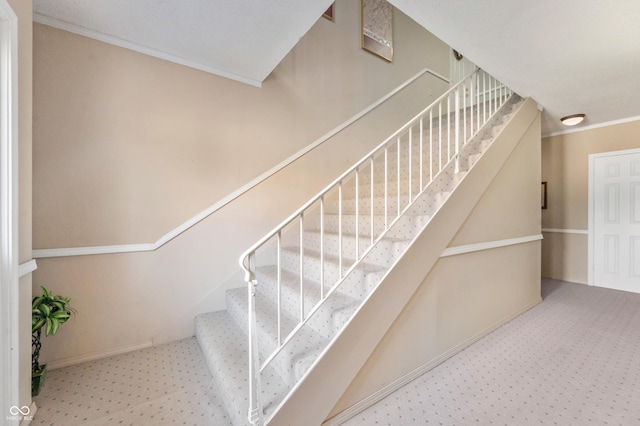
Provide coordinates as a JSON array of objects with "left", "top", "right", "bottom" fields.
[{"left": 239, "top": 68, "right": 514, "bottom": 424}]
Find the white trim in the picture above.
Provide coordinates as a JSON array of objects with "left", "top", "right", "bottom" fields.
[
  {"left": 543, "top": 115, "right": 640, "bottom": 138},
  {"left": 32, "top": 68, "right": 449, "bottom": 259},
  {"left": 440, "top": 234, "right": 543, "bottom": 257},
  {"left": 33, "top": 243, "right": 154, "bottom": 259},
  {"left": 46, "top": 340, "right": 153, "bottom": 370},
  {"left": 587, "top": 147, "right": 640, "bottom": 287},
  {"left": 33, "top": 13, "right": 264, "bottom": 88},
  {"left": 18, "top": 260, "right": 37, "bottom": 278},
  {"left": 541, "top": 228, "right": 588, "bottom": 235},
  {"left": 0, "top": 0, "right": 19, "bottom": 418},
  {"left": 323, "top": 297, "right": 542, "bottom": 426}
]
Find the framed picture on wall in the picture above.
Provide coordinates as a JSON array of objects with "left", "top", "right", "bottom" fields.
[
  {"left": 323, "top": 3, "right": 334, "bottom": 21},
  {"left": 361, "top": 0, "right": 393, "bottom": 62},
  {"left": 541, "top": 182, "right": 548, "bottom": 209}
]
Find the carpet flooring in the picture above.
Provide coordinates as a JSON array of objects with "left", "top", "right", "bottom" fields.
[
  {"left": 33, "top": 278, "right": 640, "bottom": 425},
  {"left": 342, "top": 278, "right": 640, "bottom": 426}
]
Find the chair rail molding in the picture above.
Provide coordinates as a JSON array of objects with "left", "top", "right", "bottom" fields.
[
  {"left": 19, "top": 260, "right": 38, "bottom": 278},
  {"left": 441, "top": 234, "right": 543, "bottom": 257},
  {"left": 541, "top": 228, "right": 588, "bottom": 235}
]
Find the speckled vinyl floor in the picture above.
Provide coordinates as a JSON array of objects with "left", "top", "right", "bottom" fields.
[{"left": 32, "top": 337, "right": 232, "bottom": 425}]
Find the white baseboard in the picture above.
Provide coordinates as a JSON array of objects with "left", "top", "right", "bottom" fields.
[
  {"left": 323, "top": 297, "right": 542, "bottom": 426},
  {"left": 46, "top": 340, "right": 153, "bottom": 370}
]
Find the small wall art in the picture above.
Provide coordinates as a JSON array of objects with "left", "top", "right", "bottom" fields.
[
  {"left": 323, "top": 3, "right": 334, "bottom": 21},
  {"left": 361, "top": 0, "right": 393, "bottom": 62}
]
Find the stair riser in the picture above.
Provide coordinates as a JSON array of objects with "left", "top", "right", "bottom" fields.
[
  {"left": 308, "top": 213, "right": 429, "bottom": 240},
  {"left": 253, "top": 270, "right": 362, "bottom": 340},
  {"left": 225, "top": 287, "right": 321, "bottom": 386},
  {"left": 297, "top": 232, "right": 408, "bottom": 268},
  {"left": 279, "top": 250, "right": 383, "bottom": 299},
  {"left": 348, "top": 151, "right": 474, "bottom": 185},
  {"left": 324, "top": 189, "right": 451, "bottom": 217},
  {"left": 340, "top": 165, "right": 471, "bottom": 200}
]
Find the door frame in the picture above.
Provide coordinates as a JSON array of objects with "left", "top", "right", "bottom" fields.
[
  {"left": 588, "top": 147, "right": 640, "bottom": 286},
  {"left": 0, "top": 0, "right": 19, "bottom": 416}
]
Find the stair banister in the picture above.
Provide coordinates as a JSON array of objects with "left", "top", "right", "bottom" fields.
[
  {"left": 238, "top": 67, "right": 514, "bottom": 425},
  {"left": 239, "top": 66, "right": 481, "bottom": 278}
]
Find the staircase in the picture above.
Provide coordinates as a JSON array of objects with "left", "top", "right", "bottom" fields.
[{"left": 195, "top": 69, "right": 524, "bottom": 425}]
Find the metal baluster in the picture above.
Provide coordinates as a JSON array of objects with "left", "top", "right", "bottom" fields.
[
  {"left": 447, "top": 95, "right": 451, "bottom": 163},
  {"left": 477, "top": 73, "right": 481, "bottom": 130},
  {"left": 408, "top": 127, "right": 413, "bottom": 204},
  {"left": 247, "top": 253, "right": 263, "bottom": 425},
  {"left": 299, "top": 214, "right": 304, "bottom": 321},
  {"left": 470, "top": 75, "right": 475, "bottom": 137},
  {"left": 455, "top": 87, "right": 460, "bottom": 173},
  {"left": 438, "top": 102, "right": 442, "bottom": 173},
  {"left": 419, "top": 118, "right": 424, "bottom": 191},
  {"left": 370, "top": 157, "right": 374, "bottom": 246},
  {"left": 355, "top": 168, "right": 360, "bottom": 261},
  {"left": 384, "top": 145, "right": 388, "bottom": 230},
  {"left": 338, "top": 182, "right": 343, "bottom": 279},
  {"left": 483, "top": 72, "right": 487, "bottom": 124},
  {"left": 319, "top": 197, "right": 324, "bottom": 300},
  {"left": 463, "top": 79, "right": 468, "bottom": 145},
  {"left": 494, "top": 76, "right": 498, "bottom": 115},
  {"left": 429, "top": 109, "right": 433, "bottom": 182},
  {"left": 396, "top": 137, "right": 401, "bottom": 218},
  {"left": 276, "top": 232, "right": 281, "bottom": 345}
]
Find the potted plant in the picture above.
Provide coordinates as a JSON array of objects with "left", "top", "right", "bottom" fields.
[{"left": 32, "top": 286, "right": 76, "bottom": 396}]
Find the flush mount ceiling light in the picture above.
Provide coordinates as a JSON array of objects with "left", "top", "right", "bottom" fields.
[{"left": 560, "top": 113, "right": 586, "bottom": 126}]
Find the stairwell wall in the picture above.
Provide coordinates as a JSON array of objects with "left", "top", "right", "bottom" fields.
[
  {"left": 327, "top": 102, "right": 542, "bottom": 421},
  {"left": 32, "top": 1, "right": 452, "bottom": 366}
]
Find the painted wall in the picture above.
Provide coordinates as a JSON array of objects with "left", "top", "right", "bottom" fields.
[
  {"left": 32, "top": 1, "right": 452, "bottom": 366},
  {"left": 328, "top": 104, "right": 542, "bottom": 420},
  {"left": 541, "top": 120, "right": 640, "bottom": 284},
  {"left": 6, "top": 0, "right": 34, "bottom": 413}
]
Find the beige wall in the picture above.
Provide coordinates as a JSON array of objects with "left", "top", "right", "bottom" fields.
[
  {"left": 33, "top": 1, "right": 449, "bottom": 248},
  {"left": 7, "top": 0, "right": 33, "bottom": 412},
  {"left": 541, "top": 120, "right": 640, "bottom": 283},
  {"left": 329, "top": 105, "right": 542, "bottom": 419},
  {"left": 32, "top": 1, "right": 452, "bottom": 366}
]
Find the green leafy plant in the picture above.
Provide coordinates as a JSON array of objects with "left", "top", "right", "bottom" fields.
[{"left": 32, "top": 286, "right": 76, "bottom": 395}]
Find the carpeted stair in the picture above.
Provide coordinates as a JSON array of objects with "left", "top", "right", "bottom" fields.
[{"left": 195, "top": 94, "right": 525, "bottom": 425}]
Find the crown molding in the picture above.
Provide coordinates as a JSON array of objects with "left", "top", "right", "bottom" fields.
[{"left": 33, "top": 13, "right": 263, "bottom": 88}]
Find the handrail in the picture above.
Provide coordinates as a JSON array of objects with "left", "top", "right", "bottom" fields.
[
  {"left": 239, "top": 68, "right": 477, "bottom": 278},
  {"left": 32, "top": 67, "right": 448, "bottom": 259},
  {"left": 239, "top": 67, "right": 516, "bottom": 424}
]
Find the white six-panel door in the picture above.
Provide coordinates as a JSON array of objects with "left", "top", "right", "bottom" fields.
[{"left": 590, "top": 149, "right": 640, "bottom": 292}]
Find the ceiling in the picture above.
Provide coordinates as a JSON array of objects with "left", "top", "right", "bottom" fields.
[
  {"left": 33, "top": 0, "right": 640, "bottom": 136},
  {"left": 33, "top": 0, "right": 334, "bottom": 87}
]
